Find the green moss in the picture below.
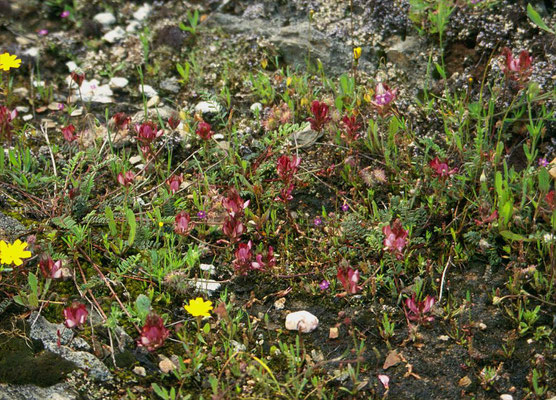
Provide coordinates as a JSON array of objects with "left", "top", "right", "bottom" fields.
[{"left": 0, "top": 334, "right": 76, "bottom": 386}]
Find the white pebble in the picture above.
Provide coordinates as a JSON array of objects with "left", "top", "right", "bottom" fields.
[{"left": 285, "top": 311, "right": 319, "bottom": 333}]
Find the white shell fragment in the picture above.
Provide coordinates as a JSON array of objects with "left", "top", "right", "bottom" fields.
[{"left": 285, "top": 311, "right": 319, "bottom": 333}]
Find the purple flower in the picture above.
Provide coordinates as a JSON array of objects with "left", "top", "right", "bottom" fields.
[
  {"left": 197, "top": 210, "right": 207, "bottom": 219},
  {"left": 38, "top": 29, "right": 49, "bottom": 36},
  {"left": 63, "top": 302, "right": 88, "bottom": 328},
  {"left": 538, "top": 158, "right": 549, "bottom": 167},
  {"left": 57, "top": 103, "right": 65, "bottom": 111},
  {"left": 341, "top": 203, "right": 349, "bottom": 212},
  {"left": 383, "top": 219, "right": 409, "bottom": 259},
  {"left": 313, "top": 217, "right": 322, "bottom": 226},
  {"left": 319, "top": 280, "right": 330, "bottom": 291},
  {"left": 61, "top": 10, "right": 70, "bottom": 18},
  {"left": 337, "top": 266, "right": 361, "bottom": 294},
  {"left": 405, "top": 294, "right": 436, "bottom": 324}
]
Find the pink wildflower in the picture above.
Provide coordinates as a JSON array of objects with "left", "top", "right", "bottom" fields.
[
  {"left": 138, "top": 313, "right": 170, "bottom": 352},
  {"left": 0, "top": 106, "right": 17, "bottom": 140},
  {"left": 135, "top": 121, "right": 163, "bottom": 145},
  {"left": 117, "top": 171, "right": 134, "bottom": 187},
  {"left": 341, "top": 114, "right": 361, "bottom": 142},
  {"left": 382, "top": 219, "right": 408, "bottom": 258},
  {"left": 174, "top": 211, "right": 192, "bottom": 235},
  {"left": 502, "top": 48, "right": 533, "bottom": 81},
  {"left": 405, "top": 294, "right": 436, "bottom": 324},
  {"left": 371, "top": 83, "right": 397, "bottom": 113},
  {"left": 63, "top": 302, "right": 88, "bottom": 328},
  {"left": 222, "top": 188, "right": 250, "bottom": 218},
  {"left": 196, "top": 121, "right": 214, "bottom": 140},
  {"left": 232, "top": 241, "right": 253, "bottom": 274},
  {"left": 222, "top": 216, "right": 245, "bottom": 242},
  {"left": 337, "top": 266, "right": 361, "bottom": 294},
  {"left": 251, "top": 246, "right": 275, "bottom": 271},
  {"left": 307, "top": 100, "right": 331, "bottom": 132},
  {"left": 61, "top": 124, "right": 78, "bottom": 142},
  {"left": 166, "top": 174, "right": 183, "bottom": 194},
  {"left": 276, "top": 155, "right": 301, "bottom": 183},
  {"left": 429, "top": 157, "right": 457, "bottom": 178}
]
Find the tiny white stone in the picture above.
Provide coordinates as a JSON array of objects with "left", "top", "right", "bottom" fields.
[
  {"left": 500, "top": 395, "right": 513, "bottom": 400},
  {"left": 23, "top": 114, "right": 33, "bottom": 121},
  {"left": 126, "top": 21, "right": 141, "bottom": 33},
  {"left": 129, "top": 155, "right": 143, "bottom": 164},
  {"left": 133, "top": 366, "right": 146, "bottom": 376},
  {"left": 195, "top": 101, "right": 222, "bottom": 115},
  {"left": 139, "top": 84, "right": 157, "bottom": 98},
  {"left": 200, "top": 264, "right": 216, "bottom": 274},
  {"left": 16, "top": 106, "right": 29, "bottom": 113},
  {"left": 103, "top": 26, "right": 126, "bottom": 43},
  {"left": 24, "top": 47, "right": 40, "bottom": 58},
  {"left": 250, "top": 102, "right": 263, "bottom": 114},
  {"left": 66, "top": 61, "right": 79, "bottom": 72},
  {"left": 194, "top": 279, "right": 221, "bottom": 295},
  {"left": 285, "top": 311, "right": 319, "bottom": 333},
  {"left": 146, "top": 96, "right": 160, "bottom": 108},
  {"left": 93, "top": 12, "right": 116, "bottom": 26},
  {"left": 109, "top": 77, "right": 129, "bottom": 88},
  {"left": 133, "top": 3, "right": 152, "bottom": 21}
]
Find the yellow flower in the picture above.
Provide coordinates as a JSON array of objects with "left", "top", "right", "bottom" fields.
[
  {"left": 261, "top": 58, "right": 268, "bottom": 69},
  {"left": 353, "top": 47, "right": 362, "bottom": 60},
  {"left": 286, "top": 76, "right": 292, "bottom": 87},
  {"left": 0, "top": 53, "right": 22, "bottom": 71},
  {"left": 184, "top": 297, "right": 213, "bottom": 317},
  {"left": 158, "top": 221, "right": 164, "bottom": 228},
  {"left": 0, "top": 239, "right": 32, "bottom": 266}
]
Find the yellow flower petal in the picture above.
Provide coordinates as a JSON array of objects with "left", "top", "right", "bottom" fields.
[
  {"left": 0, "top": 52, "right": 22, "bottom": 71},
  {"left": 184, "top": 297, "right": 213, "bottom": 317},
  {"left": 0, "top": 239, "right": 32, "bottom": 266}
]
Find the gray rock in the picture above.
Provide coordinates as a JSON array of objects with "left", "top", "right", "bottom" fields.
[
  {"left": 28, "top": 313, "right": 112, "bottom": 382},
  {"left": 386, "top": 35, "right": 424, "bottom": 68},
  {"left": 250, "top": 102, "right": 263, "bottom": 114},
  {"left": 93, "top": 12, "right": 116, "bottom": 26},
  {"left": 133, "top": 3, "right": 152, "bottom": 21},
  {"left": 126, "top": 21, "right": 141, "bottom": 33},
  {"left": 139, "top": 84, "right": 157, "bottom": 98},
  {"left": 208, "top": 13, "right": 351, "bottom": 75},
  {"left": 68, "top": 78, "right": 113, "bottom": 104},
  {"left": 0, "top": 383, "right": 78, "bottom": 400},
  {"left": 195, "top": 100, "right": 222, "bottom": 115},
  {"left": 103, "top": 26, "right": 126, "bottom": 43},
  {"left": 0, "top": 211, "right": 26, "bottom": 239},
  {"left": 160, "top": 77, "right": 180, "bottom": 94},
  {"left": 109, "top": 77, "right": 129, "bottom": 89},
  {"left": 289, "top": 123, "right": 322, "bottom": 148},
  {"left": 131, "top": 106, "right": 176, "bottom": 124}
]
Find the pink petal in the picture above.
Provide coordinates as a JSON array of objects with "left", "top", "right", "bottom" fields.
[{"left": 378, "top": 374, "right": 390, "bottom": 389}]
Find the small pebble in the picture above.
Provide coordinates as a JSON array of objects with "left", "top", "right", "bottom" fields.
[
  {"left": 285, "top": 311, "right": 319, "bottom": 333},
  {"left": 133, "top": 366, "right": 146, "bottom": 377}
]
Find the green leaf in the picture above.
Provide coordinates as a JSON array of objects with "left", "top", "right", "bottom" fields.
[
  {"left": 105, "top": 206, "right": 117, "bottom": 236},
  {"left": 434, "top": 62, "right": 446, "bottom": 79},
  {"left": 135, "top": 294, "right": 151, "bottom": 321},
  {"left": 538, "top": 167, "right": 550, "bottom": 192},
  {"left": 334, "top": 96, "right": 343, "bottom": 113},
  {"left": 126, "top": 208, "right": 136, "bottom": 246},
  {"left": 499, "top": 230, "right": 526, "bottom": 241},
  {"left": 527, "top": 4, "right": 554, "bottom": 34},
  {"left": 28, "top": 272, "right": 38, "bottom": 296}
]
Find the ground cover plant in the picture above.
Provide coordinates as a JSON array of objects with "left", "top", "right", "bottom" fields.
[{"left": 0, "top": 0, "right": 555, "bottom": 399}]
